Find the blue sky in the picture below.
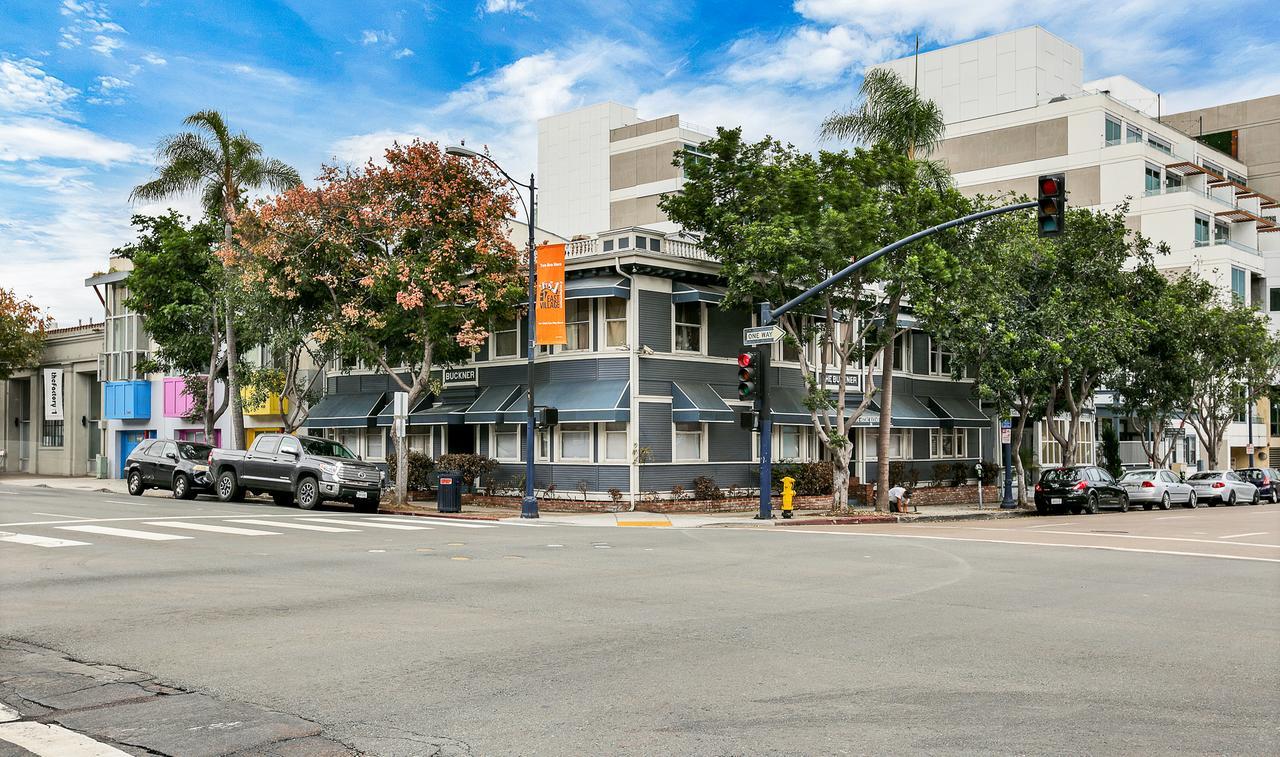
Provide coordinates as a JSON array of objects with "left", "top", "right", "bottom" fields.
[{"left": 2, "top": 0, "right": 1278, "bottom": 325}]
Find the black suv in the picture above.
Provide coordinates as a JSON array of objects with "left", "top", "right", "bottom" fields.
[
  {"left": 209, "top": 433, "right": 383, "bottom": 511},
  {"left": 1234, "top": 467, "right": 1280, "bottom": 504},
  {"left": 125, "top": 439, "right": 215, "bottom": 500},
  {"left": 1034, "top": 465, "right": 1129, "bottom": 514}
]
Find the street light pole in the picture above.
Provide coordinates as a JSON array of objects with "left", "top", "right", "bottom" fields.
[{"left": 445, "top": 145, "right": 539, "bottom": 518}]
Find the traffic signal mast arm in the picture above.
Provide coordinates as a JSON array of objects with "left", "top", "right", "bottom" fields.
[{"left": 763, "top": 198, "right": 1038, "bottom": 325}]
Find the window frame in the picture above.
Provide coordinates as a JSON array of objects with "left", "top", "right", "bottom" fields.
[
  {"left": 602, "top": 422, "right": 629, "bottom": 462},
  {"left": 557, "top": 423, "right": 593, "bottom": 462},
  {"left": 1231, "top": 266, "right": 1247, "bottom": 303},
  {"left": 562, "top": 298, "right": 592, "bottom": 353},
  {"left": 492, "top": 424, "right": 521, "bottom": 462},
  {"left": 1194, "top": 214, "right": 1211, "bottom": 247},
  {"left": 927, "top": 336, "right": 955, "bottom": 377},
  {"left": 491, "top": 315, "right": 519, "bottom": 359},
  {"left": 929, "top": 428, "right": 968, "bottom": 459},
  {"left": 672, "top": 301, "right": 706, "bottom": 354},
  {"left": 673, "top": 421, "right": 706, "bottom": 462},
  {"left": 602, "top": 297, "right": 628, "bottom": 349},
  {"left": 1104, "top": 114, "right": 1122, "bottom": 146}
]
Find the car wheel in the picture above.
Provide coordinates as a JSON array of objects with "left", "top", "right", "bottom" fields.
[
  {"left": 1085, "top": 493, "right": 1099, "bottom": 515},
  {"left": 1035, "top": 501, "right": 1048, "bottom": 515},
  {"left": 126, "top": 470, "right": 145, "bottom": 497},
  {"left": 173, "top": 473, "right": 195, "bottom": 500},
  {"left": 353, "top": 498, "right": 378, "bottom": 513},
  {"left": 1159, "top": 493, "right": 1171, "bottom": 511},
  {"left": 296, "top": 476, "right": 320, "bottom": 510},
  {"left": 271, "top": 492, "right": 295, "bottom": 507},
  {"left": 1271, "top": 489, "right": 1278, "bottom": 504},
  {"left": 1226, "top": 492, "right": 1236, "bottom": 507},
  {"left": 1186, "top": 492, "right": 1197, "bottom": 509},
  {"left": 216, "top": 470, "right": 243, "bottom": 503},
  {"left": 1252, "top": 490, "right": 1260, "bottom": 506},
  {"left": 1118, "top": 494, "right": 1129, "bottom": 513},
  {"left": 1070, "top": 504, "right": 1083, "bottom": 515}
]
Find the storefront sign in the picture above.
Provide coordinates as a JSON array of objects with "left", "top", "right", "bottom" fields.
[
  {"left": 818, "top": 371, "right": 862, "bottom": 392},
  {"left": 534, "top": 243, "right": 566, "bottom": 345},
  {"left": 443, "top": 367, "right": 478, "bottom": 386},
  {"left": 43, "top": 368, "right": 64, "bottom": 421}
]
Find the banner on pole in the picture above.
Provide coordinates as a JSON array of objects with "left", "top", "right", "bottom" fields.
[
  {"left": 535, "top": 243, "right": 566, "bottom": 345},
  {"left": 43, "top": 368, "right": 64, "bottom": 421}
]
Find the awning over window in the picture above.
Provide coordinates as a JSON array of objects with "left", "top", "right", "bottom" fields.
[
  {"left": 769, "top": 386, "right": 879, "bottom": 427},
  {"left": 927, "top": 396, "right": 988, "bottom": 428},
  {"left": 672, "top": 282, "right": 726, "bottom": 304},
  {"left": 672, "top": 382, "right": 734, "bottom": 423},
  {"left": 566, "top": 275, "right": 630, "bottom": 300},
  {"left": 303, "top": 391, "right": 387, "bottom": 429},
  {"left": 464, "top": 385, "right": 522, "bottom": 424},
  {"left": 375, "top": 395, "right": 472, "bottom": 426},
  {"left": 869, "top": 392, "right": 940, "bottom": 428},
  {"left": 497, "top": 380, "right": 630, "bottom": 423}
]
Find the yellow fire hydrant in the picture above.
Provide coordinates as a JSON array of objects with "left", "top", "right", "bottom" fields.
[{"left": 781, "top": 476, "right": 796, "bottom": 519}]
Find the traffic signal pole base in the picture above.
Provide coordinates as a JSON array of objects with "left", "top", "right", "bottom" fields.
[{"left": 520, "top": 496, "right": 539, "bottom": 518}]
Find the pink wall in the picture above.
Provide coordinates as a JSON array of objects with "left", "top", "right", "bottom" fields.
[
  {"left": 163, "top": 377, "right": 197, "bottom": 418},
  {"left": 176, "top": 428, "right": 222, "bottom": 446}
]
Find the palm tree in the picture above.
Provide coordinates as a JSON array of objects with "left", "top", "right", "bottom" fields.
[
  {"left": 131, "top": 110, "right": 301, "bottom": 450},
  {"left": 820, "top": 68, "right": 950, "bottom": 512}
]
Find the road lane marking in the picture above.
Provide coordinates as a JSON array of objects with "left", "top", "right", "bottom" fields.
[
  {"left": 144, "top": 521, "right": 281, "bottom": 536},
  {"left": 1024, "top": 529, "right": 1280, "bottom": 549},
  {"left": 0, "top": 720, "right": 132, "bottom": 756},
  {"left": 0, "top": 703, "right": 17, "bottom": 721},
  {"left": 1024, "top": 523, "right": 1062, "bottom": 529},
  {"left": 105, "top": 499, "right": 156, "bottom": 506},
  {"left": 371, "top": 517, "right": 494, "bottom": 529},
  {"left": 497, "top": 519, "right": 556, "bottom": 527},
  {"left": 777, "top": 529, "right": 1280, "bottom": 563},
  {"left": 1219, "top": 532, "right": 1268, "bottom": 540},
  {"left": 1155, "top": 515, "right": 1193, "bottom": 520},
  {"left": 226, "top": 519, "right": 360, "bottom": 532},
  {"left": 55, "top": 525, "right": 192, "bottom": 541},
  {"left": 299, "top": 518, "right": 432, "bottom": 530},
  {"left": 0, "top": 531, "right": 92, "bottom": 548},
  {"left": 0, "top": 513, "right": 366, "bottom": 528},
  {"left": 31, "top": 512, "right": 86, "bottom": 519}
]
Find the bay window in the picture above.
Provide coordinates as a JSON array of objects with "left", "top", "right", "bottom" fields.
[
  {"left": 929, "top": 429, "right": 968, "bottom": 459},
  {"left": 564, "top": 300, "right": 591, "bottom": 352},
  {"left": 604, "top": 297, "right": 627, "bottom": 348}
]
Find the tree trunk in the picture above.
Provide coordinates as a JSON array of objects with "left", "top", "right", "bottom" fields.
[
  {"left": 1013, "top": 411, "right": 1031, "bottom": 507},
  {"left": 874, "top": 300, "right": 902, "bottom": 512},
  {"left": 832, "top": 446, "right": 851, "bottom": 510}
]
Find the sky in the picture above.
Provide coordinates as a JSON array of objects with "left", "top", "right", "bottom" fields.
[{"left": 2, "top": 0, "right": 1278, "bottom": 326}]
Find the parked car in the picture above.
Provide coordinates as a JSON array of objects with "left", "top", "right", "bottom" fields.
[
  {"left": 125, "top": 439, "right": 215, "bottom": 500},
  {"left": 1186, "top": 470, "right": 1258, "bottom": 506},
  {"left": 1034, "top": 465, "right": 1129, "bottom": 514},
  {"left": 208, "top": 433, "right": 384, "bottom": 511},
  {"left": 1234, "top": 467, "right": 1279, "bottom": 503},
  {"left": 1118, "top": 468, "right": 1198, "bottom": 510}
]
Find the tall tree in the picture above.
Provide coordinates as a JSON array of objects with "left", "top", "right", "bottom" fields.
[
  {"left": 116, "top": 212, "right": 238, "bottom": 441},
  {"left": 233, "top": 140, "right": 526, "bottom": 505},
  {"left": 819, "top": 66, "right": 955, "bottom": 510},
  {"left": 663, "top": 129, "right": 968, "bottom": 509},
  {"left": 130, "top": 110, "right": 301, "bottom": 449},
  {"left": 0, "top": 289, "right": 53, "bottom": 380}
]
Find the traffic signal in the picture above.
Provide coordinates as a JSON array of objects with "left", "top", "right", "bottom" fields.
[
  {"left": 1037, "top": 173, "right": 1066, "bottom": 237},
  {"left": 738, "top": 350, "right": 762, "bottom": 401}
]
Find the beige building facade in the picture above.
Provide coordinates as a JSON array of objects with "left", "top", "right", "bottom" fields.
[{"left": 1164, "top": 95, "right": 1280, "bottom": 201}]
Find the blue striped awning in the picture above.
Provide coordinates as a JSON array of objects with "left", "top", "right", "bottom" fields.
[
  {"left": 303, "top": 391, "right": 387, "bottom": 429},
  {"left": 567, "top": 275, "right": 629, "bottom": 299},
  {"left": 465, "top": 385, "right": 522, "bottom": 424},
  {"left": 869, "top": 392, "right": 941, "bottom": 428},
  {"left": 768, "top": 386, "right": 879, "bottom": 427},
  {"left": 497, "top": 380, "right": 630, "bottom": 423},
  {"left": 926, "top": 396, "right": 988, "bottom": 428},
  {"left": 672, "top": 282, "right": 726, "bottom": 304},
  {"left": 672, "top": 382, "right": 734, "bottom": 423}
]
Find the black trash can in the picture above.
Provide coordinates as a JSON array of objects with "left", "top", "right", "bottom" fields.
[{"left": 436, "top": 471, "right": 462, "bottom": 513}]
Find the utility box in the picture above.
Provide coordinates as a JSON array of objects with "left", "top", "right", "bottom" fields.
[
  {"left": 95, "top": 454, "right": 109, "bottom": 479},
  {"left": 436, "top": 470, "right": 462, "bottom": 513}
]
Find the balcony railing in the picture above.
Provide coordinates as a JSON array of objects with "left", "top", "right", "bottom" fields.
[{"left": 566, "top": 234, "right": 718, "bottom": 263}]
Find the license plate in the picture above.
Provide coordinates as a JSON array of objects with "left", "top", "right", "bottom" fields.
[
  {"left": 356, "top": 491, "right": 368, "bottom": 499},
  {"left": 1051, "top": 498, "right": 1062, "bottom": 505}
]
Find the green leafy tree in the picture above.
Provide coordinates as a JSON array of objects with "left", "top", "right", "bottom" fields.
[
  {"left": 1179, "top": 292, "right": 1280, "bottom": 469},
  {"left": 130, "top": 110, "right": 301, "bottom": 449},
  {"left": 663, "top": 129, "right": 969, "bottom": 509},
  {"left": 116, "top": 212, "right": 245, "bottom": 441},
  {"left": 0, "top": 289, "right": 53, "bottom": 380},
  {"left": 1100, "top": 421, "right": 1123, "bottom": 479}
]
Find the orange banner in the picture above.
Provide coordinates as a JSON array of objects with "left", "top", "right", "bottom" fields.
[{"left": 534, "top": 243, "right": 566, "bottom": 345}]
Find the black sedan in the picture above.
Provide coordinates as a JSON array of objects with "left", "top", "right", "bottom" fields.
[
  {"left": 125, "top": 439, "right": 215, "bottom": 500},
  {"left": 1034, "top": 465, "right": 1130, "bottom": 514},
  {"left": 1235, "top": 467, "right": 1279, "bottom": 504}
]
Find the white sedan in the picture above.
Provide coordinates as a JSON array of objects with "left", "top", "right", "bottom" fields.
[
  {"left": 1118, "top": 469, "right": 1197, "bottom": 510},
  {"left": 1186, "top": 470, "right": 1259, "bottom": 506}
]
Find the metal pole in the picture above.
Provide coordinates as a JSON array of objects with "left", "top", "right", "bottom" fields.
[
  {"left": 522, "top": 173, "right": 539, "bottom": 519},
  {"left": 767, "top": 200, "right": 1037, "bottom": 325},
  {"left": 756, "top": 324, "right": 772, "bottom": 520},
  {"left": 1247, "top": 384, "right": 1254, "bottom": 467},
  {"left": 1000, "top": 422, "right": 1015, "bottom": 509}
]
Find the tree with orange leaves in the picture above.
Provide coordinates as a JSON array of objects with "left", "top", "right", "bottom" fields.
[
  {"left": 0, "top": 289, "right": 54, "bottom": 381},
  {"left": 234, "top": 140, "right": 526, "bottom": 504}
]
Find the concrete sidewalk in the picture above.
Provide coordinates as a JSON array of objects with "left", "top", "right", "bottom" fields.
[{"left": 0, "top": 474, "right": 126, "bottom": 495}]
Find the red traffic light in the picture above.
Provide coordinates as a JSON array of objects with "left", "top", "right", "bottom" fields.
[
  {"left": 1040, "top": 176, "right": 1059, "bottom": 196},
  {"left": 738, "top": 352, "right": 755, "bottom": 368}
]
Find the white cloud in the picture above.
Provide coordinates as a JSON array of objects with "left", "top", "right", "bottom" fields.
[
  {"left": 0, "top": 117, "right": 143, "bottom": 164},
  {"left": 329, "top": 129, "right": 452, "bottom": 165},
  {"left": 90, "top": 34, "right": 123, "bottom": 56},
  {"left": 725, "top": 25, "right": 904, "bottom": 88},
  {"left": 360, "top": 29, "right": 396, "bottom": 45},
  {"left": 95, "top": 75, "right": 130, "bottom": 91},
  {"left": 0, "top": 58, "right": 79, "bottom": 116},
  {"left": 393, "top": 48, "right": 415, "bottom": 60},
  {"left": 142, "top": 52, "right": 167, "bottom": 65},
  {"left": 794, "top": 0, "right": 1024, "bottom": 42},
  {"left": 59, "top": 0, "right": 128, "bottom": 57},
  {"left": 484, "top": 0, "right": 527, "bottom": 13}
]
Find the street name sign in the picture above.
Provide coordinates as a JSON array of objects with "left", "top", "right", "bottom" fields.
[{"left": 743, "top": 325, "right": 785, "bottom": 345}]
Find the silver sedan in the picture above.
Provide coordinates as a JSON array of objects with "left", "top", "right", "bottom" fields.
[
  {"left": 1118, "top": 469, "right": 1197, "bottom": 510},
  {"left": 1186, "top": 470, "right": 1259, "bottom": 506}
]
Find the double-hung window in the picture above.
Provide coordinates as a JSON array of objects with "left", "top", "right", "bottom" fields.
[
  {"left": 867, "top": 430, "right": 911, "bottom": 460},
  {"left": 536, "top": 426, "right": 551, "bottom": 460},
  {"left": 673, "top": 422, "right": 704, "bottom": 461},
  {"left": 1231, "top": 267, "right": 1246, "bottom": 303},
  {"left": 603, "top": 297, "right": 627, "bottom": 348},
  {"left": 1144, "top": 164, "right": 1162, "bottom": 194},
  {"left": 928, "top": 338, "right": 954, "bottom": 376},
  {"left": 564, "top": 300, "right": 591, "bottom": 352},
  {"left": 493, "top": 425, "right": 520, "bottom": 461},
  {"left": 778, "top": 426, "right": 807, "bottom": 460},
  {"left": 366, "top": 428, "right": 385, "bottom": 460},
  {"left": 1104, "top": 115, "right": 1122, "bottom": 146},
  {"left": 492, "top": 316, "right": 518, "bottom": 359},
  {"left": 558, "top": 423, "right": 591, "bottom": 461},
  {"left": 602, "top": 422, "right": 628, "bottom": 462},
  {"left": 674, "top": 302, "right": 703, "bottom": 353},
  {"left": 1194, "top": 214, "right": 1211, "bottom": 247},
  {"left": 929, "top": 429, "right": 967, "bottom": 459}
]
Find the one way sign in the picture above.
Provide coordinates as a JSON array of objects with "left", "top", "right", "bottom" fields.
[{"left": 743, "top": 325, "right": 785, "bottom": 345}]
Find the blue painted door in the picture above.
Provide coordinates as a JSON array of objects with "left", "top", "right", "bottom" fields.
[{"left": 118, "top": 431, "right": 151, "bottom": 478}]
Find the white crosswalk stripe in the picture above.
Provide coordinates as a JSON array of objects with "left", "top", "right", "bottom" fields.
[
  {"left": 0, "top": 720, "right": 132, "bottom": 756},
  {"left": 144, "top": 521, "right": 281, "bottom": 536},
  {"left": 56, "top": 525, "right": 192, "bottom": 541},
  {"left": 0, "top": 531, "right": 91, "bottom": 548},
  {"left": 226, "top": 519, "right": 360, "bottom": 532},
  {"left": 297, "top": 518, "right": 432, "bottom": 530},
  {"left": 370, "top": 516, "right": 494, "bottom": 529}
]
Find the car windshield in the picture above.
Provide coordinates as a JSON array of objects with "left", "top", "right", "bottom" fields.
[
  {"left": 299, "top": 437, "right": 357, "bottom": 459},
  {"left": 1237, "top": 469, "right": 1264, "bottom": 481},
  {"left": 176, "top": 442, "right": 211, "bottom": 461},
  {"left": 1120, "top": 471, "right": 1156, "bottom": 482},
  {"left": 1040, "top": 468, "right": 1082, "bottom": 484},
  {"left": 1187, "top": 472, "right": 1219, "bottom": 481}
]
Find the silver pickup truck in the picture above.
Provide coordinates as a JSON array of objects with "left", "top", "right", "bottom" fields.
[{"left": 209, "top": 433, "right": 384, "bottom": 511}]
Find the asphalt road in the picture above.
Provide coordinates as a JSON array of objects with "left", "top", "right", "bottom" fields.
[{"left": 2, "top": 483, "right": 1278, "bottom": 755}]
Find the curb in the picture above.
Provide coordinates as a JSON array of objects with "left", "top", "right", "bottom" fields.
[
  {"left": 898, "top": 510, "right": 1036, "bottom": 523},
  {"left": 776, "top": 515, "right": 898, "bottom": 526},
  {"left": 377, "top": 508, "right": 504, "bottom": 521}
]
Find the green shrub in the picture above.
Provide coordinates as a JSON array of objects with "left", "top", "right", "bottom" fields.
[
  {"left": 931, "top": 462, "right": 954, "bottom": 487},
  {"left": 774, "top": 461, "right": 833, "bottom": 496},
  {"left": 978, "top": 460, "right": 999, "bottom": 484},
  {"left": 888, "top": 461, "right": 919, "bottom": 488},
  {"left": 692, "top": 475, "right": 723, "bottom": 500},
  {"left": 385, "top": 450, "right": 435, "bottom": 491},
  {"left": 437, "top": 453, "right": 498, "bottom": 487}
]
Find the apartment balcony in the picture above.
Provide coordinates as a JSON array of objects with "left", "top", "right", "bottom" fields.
[
  {"left": 565, "top": 227, "right": 717, "bottom": 264},
  {"left": 104, "top": 380, "right": 151, "bottom": 420},
  {"left": 242, "top": 387, "right": 289, "bottom": 418}
]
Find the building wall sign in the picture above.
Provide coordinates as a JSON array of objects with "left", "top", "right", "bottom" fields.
[
  {"left": 443, "top": 367, "right": 478, "bottom": 386},
  {"left": 535, "top": 243, "right": 567, "bottom": 345},
  {"left": 43, "top": 368, "right": 64, "bottom": 421}
]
